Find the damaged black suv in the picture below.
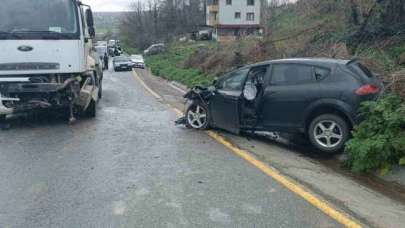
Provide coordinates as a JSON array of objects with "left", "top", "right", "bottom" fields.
[{"left": 180, "top": 58, "right": 382, "bottom": 154}]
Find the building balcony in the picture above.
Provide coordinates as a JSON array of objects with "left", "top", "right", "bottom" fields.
[
  {"left": 207, "top": 5, "right": 219, "bottom": 12},
  {"left": 207, "top": 18, "right": 219, "bottom": 26}
]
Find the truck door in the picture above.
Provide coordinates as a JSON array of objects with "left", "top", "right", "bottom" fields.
[
  {"left": 79, "top": 5, "right": 95, "bottom": 70},
  {"left": 209, "top": 68, "right": 249, "bottom": 134}
]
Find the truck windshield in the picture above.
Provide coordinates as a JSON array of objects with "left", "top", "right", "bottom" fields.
[{"left": 0, "top": 0, "right": 78, "bottom": 38}]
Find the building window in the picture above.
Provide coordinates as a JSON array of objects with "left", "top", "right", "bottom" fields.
[
  {"left": 247, "top": 0, "right": 254, "bottom": 6},
  {"left": 226, "top": 0, "right": 232, "bottom": 5},
  {"left": 235, "top": 12, "right": 241, "bottom": 19},
  {"left": 246, "top": 13, "right": 255, "bottom": 21}
]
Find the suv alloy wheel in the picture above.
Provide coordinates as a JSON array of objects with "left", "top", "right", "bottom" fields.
[
  {"left": 186, "top": 102, "right": 210, "bottom": 130},
  {"left": 308, "top": 114, "right": 349, "bottom": 154}
]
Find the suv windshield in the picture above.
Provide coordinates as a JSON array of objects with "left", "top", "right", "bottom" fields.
[{"left": 0, "top": 0, "right": 78, "bottom": 38}]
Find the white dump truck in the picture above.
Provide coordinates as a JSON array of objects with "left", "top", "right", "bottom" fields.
[{"left": 0, "top": 0, "right": 102, "bottom": 123}]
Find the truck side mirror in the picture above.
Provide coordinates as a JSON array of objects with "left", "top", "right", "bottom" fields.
[
  {"left": 88, "top": 27, "right": 95, "bottom": 38},
  {"left": 85, "top": 9, "right": 95, "bottom": 38}
]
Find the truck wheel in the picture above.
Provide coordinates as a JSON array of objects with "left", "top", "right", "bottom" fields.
[
  {"left": 98, "top": 81, "right": 103, "bottom": 99},
  {"left": 0, "top": 115, "right": 10, "bottom": 130},
  {"left": 186, "top": 102, "right": 210, "bottom": 130},
  {"left": 86, "top": 100, "right": 97, "bottom": 118},
  {"left": 308, "top": 114, "right": 349, "bottom": 154}
]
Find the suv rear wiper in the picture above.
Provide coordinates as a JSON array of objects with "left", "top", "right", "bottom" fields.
[{"left": 346, "top": 57, "right": 359, "bottom": 65}]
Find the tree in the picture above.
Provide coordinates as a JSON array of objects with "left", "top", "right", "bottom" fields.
[{"left": 120, "top": 0, "right": 205, "bottom": 50}]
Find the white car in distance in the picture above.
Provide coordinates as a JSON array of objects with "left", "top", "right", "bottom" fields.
[{"left": 130, "top": 55, "right": 145, "bottom": 69}]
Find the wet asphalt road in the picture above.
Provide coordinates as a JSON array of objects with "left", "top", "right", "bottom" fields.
[{"left": 0, "top": 69, "right": 341, "bottom": 227}]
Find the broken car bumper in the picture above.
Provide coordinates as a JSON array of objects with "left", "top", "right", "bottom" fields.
[{"left": 0, "top": 76, "right": 90, "bottom": 116}]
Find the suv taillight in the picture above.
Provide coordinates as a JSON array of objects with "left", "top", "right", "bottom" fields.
[{"left": 355, "top": 84, "right": 380, "bottom": 96}]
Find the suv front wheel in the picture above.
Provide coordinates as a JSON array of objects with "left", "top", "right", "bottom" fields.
[
  {"left": 308, "top": 114, "right": 349, "bottom": 154},
  {"left": 186, "top": 102, "right": 210, "bottom": 130}
]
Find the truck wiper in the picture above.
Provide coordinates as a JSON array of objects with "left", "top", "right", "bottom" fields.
[
  {"left": 0, "top": 31, "right": 21, "bottom": 38},
  {"left": 11, "top": 30, "right": 71, "bottom": 39}
]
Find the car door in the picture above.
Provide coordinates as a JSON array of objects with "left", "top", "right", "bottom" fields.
[
  {"left": 210, "top": 68, "right": 249, "bottom": 134},
  {"left": 260, "top": 63, "right": 322, "bottom": 131}
]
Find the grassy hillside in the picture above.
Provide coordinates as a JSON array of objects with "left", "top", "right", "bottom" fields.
[
  {"left": 145, "top": 42, "right": 217, "bottom": 87},
  {"left": 94, "top": 12, "right": 123, "bottom": 38}
]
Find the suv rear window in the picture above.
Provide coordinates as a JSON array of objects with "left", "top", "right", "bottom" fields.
[
  {"left": 348, "top": 62, "right": 373, "bottom": 78},
  {"left": 271, "top": 64, "right": 314, "bottom": 85}
]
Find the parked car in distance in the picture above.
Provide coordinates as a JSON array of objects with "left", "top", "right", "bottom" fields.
[
  {"left": 130, "top": 55, "right": 145, "bottom": 69},
  {"left": 198, "top": 30, "right": 212, "bottom": 40},
  {"left": 144, "top": 43, "right": 165, "bottom": 56},
  {"left": 113, "top": 56, "right": 133, "bottom": 72},
  {"left": 179, "top": 58, "right": 383, "bottom": 154}
]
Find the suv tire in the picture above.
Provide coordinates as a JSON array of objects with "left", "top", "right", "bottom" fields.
[
  {"left": 308, "top": 114, "right": 349, "bottom": 154},
  {"left": 186, "top": 102, "right": 210, "bottom": 130}
]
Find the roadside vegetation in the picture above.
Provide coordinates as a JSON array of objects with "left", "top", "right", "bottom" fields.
[
  {"left": 345, "top": 95, "right": 405, "bottom": 173},
  {"left": 122, "top": 0, "right": 405, "bottom": 173},
  {"left": 145, "top": 43, "right": 215, "bottom": 87}
]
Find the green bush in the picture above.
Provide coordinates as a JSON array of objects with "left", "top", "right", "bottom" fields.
[
  {"left": 346, "top": 95, "right": 405, "bottom": 173},
  {"left": 144, "top": 44, "right": 214, "bottom": 88}
]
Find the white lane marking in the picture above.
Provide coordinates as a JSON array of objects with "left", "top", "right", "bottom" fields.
[{"left": 168, "top": 82, "right": 187, "bottom": 94}]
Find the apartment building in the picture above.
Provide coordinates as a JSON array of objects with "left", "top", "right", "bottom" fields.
[{"left": 206, "top": 0, "right": 262, "bottom": 41}]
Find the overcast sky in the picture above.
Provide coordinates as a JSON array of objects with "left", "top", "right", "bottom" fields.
[{"left": 82, "top": 0, "right": 137, "bottom": 12}]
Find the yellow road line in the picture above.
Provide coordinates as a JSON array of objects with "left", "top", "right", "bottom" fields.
[
  {"left": 133, "top": 70, "right": 362, "bottom": 228},
  {"left": 132, "top": 70, "right": 162, "bottom": 100},
  {"left": 206, "top": 130, "right": 362, "bottom": 228}
]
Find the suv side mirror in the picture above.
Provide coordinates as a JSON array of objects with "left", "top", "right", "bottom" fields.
[{"left": 85, "top": 9, "right": 95, "bottom": 38}]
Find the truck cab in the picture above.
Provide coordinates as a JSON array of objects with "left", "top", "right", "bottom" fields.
[{"left": 0, "top": 0, "right": 102, "bottom": 122}]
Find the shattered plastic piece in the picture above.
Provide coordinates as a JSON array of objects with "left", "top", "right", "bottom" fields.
[{"left": 175, "top": 116, "right": 187, "bottom": 125}]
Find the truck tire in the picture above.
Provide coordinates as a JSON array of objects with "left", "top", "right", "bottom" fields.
[
  {"left": 98, "top": 80, "right": 103, "bottom": 99},
  {"left": 86, "top": 100, "right": 97, "bottom": 118}
]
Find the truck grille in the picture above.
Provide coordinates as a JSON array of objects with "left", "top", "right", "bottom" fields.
[{"left": 0, "top": 63, "right": 60, "bottom": 71}]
